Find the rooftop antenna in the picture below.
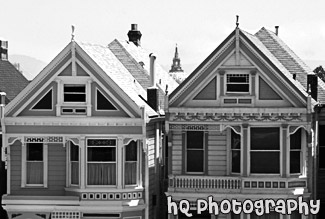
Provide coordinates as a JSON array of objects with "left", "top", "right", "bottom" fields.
[
  {"left": 71, "top": 25, "right": 75, "bottom": 41},
  {"left": 236, "top": 15, "right": 239, "bottom": 28}
]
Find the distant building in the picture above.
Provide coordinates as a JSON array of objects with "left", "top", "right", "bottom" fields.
[
  {"left": 169, "top": 45, "right": 189, "bottom": 84},
  {"left": 0, "top": 38, "right": 29, "bottom": 219}
]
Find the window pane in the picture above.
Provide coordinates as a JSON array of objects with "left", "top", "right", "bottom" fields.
[
  {"left": 64, "top": 85, "right": 85, "bottom": 93},
  {"left": 27, "top": 143, "right": 43, "bottom": 161},
  {"left": 27, "top": 162, "right": 43, "bottom": 184},
  {"left": 71, "top": 161, "right": 79, "bottom": 185},
  {"left": 291, "top": 129, "right": 301, "bottom": 149},
  {"left": 251, "top": 128, "right": 279, "bottom": 150},
  {"left": 187, "top": 131, "right": 204, "bottom": 149},
  {"left": 290, "top": 151, "right": 300, "bottom": 174},
  {"left": 64, "top": 94, "right": 86, "bottom": 102},
  {"left": 231, "top": 130, "right": 241, "bottom": 149},
  {"left": 125, "top": 162, "right": 137, "bottom": 185},
  {"left": 33, "top": 90, "right": 52, "bottom": 110},
  {"left": 232, "top": 150, "right": 240, "bottom": 173},
  {"left": 97, "top": 90, "right": 117, "bottom": 110},
  {"left": 187, "top": 150, "right": 203, "bottom": 172},
  {"left": 88, "top": 147, "right": 116, "bottom": 162},
  {"left": 227, "top": 84, "right": 249, "bottom": 92},
  {"left": 126, "top": 141, "right": 137, "bottom": 161},
  {"left": 87, "top": 163, "right": 116, "bottom": 185},
  {"left": 70, "top": 143, "right": 79, "bottom": 161},
  {"left": 251, "top": 152, "right": 280, "bottom": 173}
]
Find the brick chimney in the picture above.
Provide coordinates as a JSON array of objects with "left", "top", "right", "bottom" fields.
[
  {"left": 0, "top": 40, "right": 8, "bottom": 60},
  {"left": 307, "top": 73, "right": 318, "bottom": 101},
  {"left": 127, "top": 24, "right": 142, "bottom": 47},
  {"left": 147, "top": 53, "right": 159, "bottom": 111}
]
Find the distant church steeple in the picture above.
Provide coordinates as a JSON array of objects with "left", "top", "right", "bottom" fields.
[
  {"left": 169, "top": 44, "right": 184, "bottom": 73},
  {"left": 168, "top": 44, "right": 188, "bottom": 84}
]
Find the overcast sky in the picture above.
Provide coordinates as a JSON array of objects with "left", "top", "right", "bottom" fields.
[{"left": 2, "top": 0, "right": 325, "bottom": 74}]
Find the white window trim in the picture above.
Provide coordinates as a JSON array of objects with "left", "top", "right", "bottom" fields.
[
  {"left": 21, "top": 143, "right": 48, "bottom": 188},
  {"left": 248, "top": 126, "right": 282, "bottom": 176},
  {"left": 29, "top": 88, "right": 53, "bottom": 111},
  {"left": 123, "top": 140, "right": 140, "bottom": 187},
  {"left": 185, "top": 131, "right": 205, "bottom": 174},
  {"left": 95, "top": 88, "right": 118, "bottom": 112},
  {"left": 228, "top": 128, "right": 241, "bottom": 175},
  {"left": 225, "top": 73, "right": 250, "bottom": 94},
  {"left": 86, "top": 138, "right": 117, "bottom": 187},
  {"left": 288, "top": 128, "right": 306, "bottom": 177},
  {"left": 67, "top": 141, "right": 80, "bottom": 187}
]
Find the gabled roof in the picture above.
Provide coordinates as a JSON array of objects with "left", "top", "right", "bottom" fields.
[
  {"left": 170, "top": 26, "right": 321, "bottom": 106},
  {"left": 254, "top": 27, "right": 325, "bottom": 103},
  {"left": 0, "top": 59, "right": 29, "bottom": 103},
  {"left": 77, "top": 41, "right": 157, "bottom": 117},
  {"left": 109, "top": 39, "right": 179, "bottom": 94}
]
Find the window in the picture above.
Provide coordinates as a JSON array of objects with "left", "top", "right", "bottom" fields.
[
  {"left": 69, "top": 142, "right": 79, "bottom": 185},
  {"left": 250, "top": 128, "right": 280, "bottom": 174},
  {"left": 87, "top": 139, "right": 116, "bottom": 185},
  {"left": 24, "top": 143, "right": 47, "bottom": 186},
  {"left": 125, "top": 141, "right": 138, "bottom": 185},
  {"left": 64, "top": 84, "right": 86, "bottom": 102},
  {"left": 186, "top": 131, "right": 204, "bottom": 173},
  {"left": 231, "top": 129, "right": 241, "bottom": 173},
  {"left": 32, "top": 89, "right": 52, "bottom": 110},
  {"left": 226, "top": 74, "right": 249, "bottom": 92},
  {"left": 96, "top": 89, "right": 117, "bottom": 110},
  {"left": 251, "top": 211, "right": 280, "bottom": 219},
  {"left": 231, "top": 212, "right": 241, "bottom": 219},
  {"left": 290, "top": 129, "right": 302, "bottom": 174},
  {"left": 319, "top": 125, "right": 325, "bottom": 169}
]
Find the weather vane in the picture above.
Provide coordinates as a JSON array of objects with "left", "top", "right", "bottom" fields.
[
  {"left": 71, "top": 25, "right": 75, "bottom": 41},
  {"left": 236, "top": 15, "right": 239, "bottom": 27}
]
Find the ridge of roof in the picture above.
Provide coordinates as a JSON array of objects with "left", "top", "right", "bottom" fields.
[
  {"left": 114, "top": 39, "right": 179, "bottom": 94},
  {"left": 76, "top": 41, "right": 157, "bottom": 117},
  {"left": 241, "top": 29, "right": 310, "bottom": 101}
]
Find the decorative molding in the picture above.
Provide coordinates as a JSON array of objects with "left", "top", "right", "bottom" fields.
[
  {"left": 289, "top": 125, "right": 308, "bottom": 135},
  {"left": 81, "top": 191, "right": 143, "bottom": 201},
  {"left": 25, "top": 136, "right": 64, "bottom": 143},
  {"left": 170, "top": 124, "right": 221, "bottom": 131},
  {"left": 171, "top": 112, "right": 302, "bottom": 122},
  {"left": 66, "top": 137, "right": 80, "bottom": 146},
  {"left": 52, "top": 211, "right": 80, "bottom": 219}
]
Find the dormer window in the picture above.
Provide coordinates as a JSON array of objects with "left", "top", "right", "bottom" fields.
[
  {"left": 226, "top": 74, "right": 249, "bottom": 93},
  {"left": 64, "top": 84, "right": 86, "bottom": 102}
]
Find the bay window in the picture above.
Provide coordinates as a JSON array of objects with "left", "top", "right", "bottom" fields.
[
  {"left": 250, "top": 128, "right": 280, "bottom": 174},
  {"left": 69, "top": 142, "right": 79, "bottom": 185},
  {"left": 231, "top": 129, "right": 241, "bottom": 174},
  {"left": 290, "top": 129, "right": 302, "bottom": 174},
  {"left": 87, "top": 139, "right": 116, "bottom": 186},
  {"left": 125, "top": 140, "right": 138, "bottom": 185},
  {"left": 186, "top": 131, "right": 204, "bottom": 173}
]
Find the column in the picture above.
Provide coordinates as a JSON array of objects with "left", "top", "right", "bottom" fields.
[
  {"left": 282, "top": 124, "right": 288, "bottom": 177},
  {"left": 242, "top": 124, "right": 249, "bottom": 176},
  {"left": 80, "top": 137, "right": 86, "bottom": 189},
  {"left": 117, "top": 137, "right": 123, "bottom": 189}
]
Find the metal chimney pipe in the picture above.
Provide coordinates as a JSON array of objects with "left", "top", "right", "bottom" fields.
[
  {"left": 275, "top": 26, "right": 279, "bottom": 36},
  {"left": 149, "top": 53, "right": 156, "bottom": 87}
]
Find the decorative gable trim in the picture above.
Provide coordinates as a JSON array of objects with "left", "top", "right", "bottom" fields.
[{"left": 5, "top": 43, "right": 72, "bottom": 117}]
